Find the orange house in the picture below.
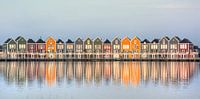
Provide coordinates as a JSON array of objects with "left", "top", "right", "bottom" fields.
[
  {"left": 131, "top": 36, "right": 141, "bottom": 58},
  {"left": 46, "top": 36, "right": 56, "bottom": 58},
  {"left": 121, "top": 36, "right": 132, "bottom": 58}
]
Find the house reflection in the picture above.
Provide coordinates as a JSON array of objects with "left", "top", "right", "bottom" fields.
[{"left": 0, "top": 61, "right": 199, "bottom": 87}]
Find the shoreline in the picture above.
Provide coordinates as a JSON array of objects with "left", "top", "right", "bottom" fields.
[{"left": 0, "top": 58, "right": 199, "bottom": 62}]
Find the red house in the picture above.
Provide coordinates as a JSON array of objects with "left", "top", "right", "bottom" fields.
[
  {"left": 179, "top": 38, "right": 193, "bottom": 58},
  {"left": 27, "top": 39, "right": 36, "bottom": 53},
  {"left": 103, "top": 39, "right": 111, "bottom": 58},
  {"left": 36, "top": 38, "right": 46, "bottom": 53}
]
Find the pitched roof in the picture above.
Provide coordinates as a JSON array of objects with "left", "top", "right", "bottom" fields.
[
  {"left": 151, "top": 39, "right": 159, "bottom": 43},
  {"left": 174, "top": 36, "right": 181, "bottom": 41},
  {"left": 4, "top": 38, "right": 11, "bottom": 43},
  {"left": 104, "top": 39, "right": 111, "bottom": 43},
  {"left": 180, "top": 38, "right": 192, "bottom": 43},
  {"left": 15, "top": 36, "right": 22, "bottom": 41},
  {"left": 56, "top": 39, "right": 64, "bottom": 43},
  {"left": 165, "top": 36, "right": 170, "bottom": 40},
  {"left": 141, "top": 39, "right": 150, "bottom": 43},
  {"left": 27, "top": 39, "right": 35, "bottom": 43},
  {"left": 66, "top": 39, "right": 74, "bottom": 43},
  {"left": 36, "top": 39, "right": 45, "bottom": 43}
]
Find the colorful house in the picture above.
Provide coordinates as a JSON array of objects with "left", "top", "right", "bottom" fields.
[
  {"left": 84, "top": 38, "right": 93, "bottom": 53},
  {"left": 103, "top": 39, "right": 111, "bottom": 58},
  {"left": 27, "top": 39, "right": 36, "bottom": 53},
  {"left": 121, "top": 36, "right": 131, "bottom": 58},
  {"left": 131, "top": 36, "right": 141, "bottom": 59},
  {"left": 159, "top": 36, "right": 170, "bottom": 59},
  {"left": 66, "top": 39, "right": 74, "bottom": 58},
  {"left": 150, "top": 39, "right": 159, "bottom": 59},
  {"left": 46, "top": 37, "right": 56, "bottom": 58},
  {"left": 141, "top": 39, "right": 150, "bottom": 58},
  {"left": 94, "top": 38, "right": 102, "bottom": 58},
  {"left": 56, "top": 39, "right": 65, "bottom": 58},
  {"left": 75, "top": 38, "right": 83, "bottom": 58},
  {"left": 112, "top": 37, "right": 121, "bottom": 58},
  {"left": 15, "top": 36, "right": 27, "bottom": 53},
  {"left": 3, "top": 38, "right": 17, "bottom": 58},
  {"left": 56, "top": 39, "right": 65, "bottom": 53},
  {"left": 169, "top": 36, "right": 181, "bottom": 59},
  {"left": 179, "top": 38, "right": 193, "bottom": 58},
  {"left": 36, "top": 38, "right": 46, "bottom": 53}
]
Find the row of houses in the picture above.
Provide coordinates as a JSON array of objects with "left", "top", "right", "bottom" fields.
[{"left": 1, "top": 36, "right": 199, "bottom": 59}]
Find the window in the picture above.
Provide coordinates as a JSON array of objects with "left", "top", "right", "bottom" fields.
[
  {"left": 76, "top": 45, "right": 82, "bottom": 50},
  {"left": 114, "top": 45, "right": 120, "bottom": 49},
  {"left": 19, "top": 44, "right": 26, "bottom": 49},
  {"left": 170, "top": 44, "right": 177, "bottom": 49},
  {"left": 85, "top": 45, "right": 92, "bottom": 49},
  {"left": 95, "top": 45, "right": 101, "bottom": 50},
  {"left": 161, "top": 44, "right": 167, "bottom": 49},
  {"left": 123, "top": 45, "right": 129, "bottom": 49},
  {"left": 67, "top": 45, "right": 73, "bottom": 50}
]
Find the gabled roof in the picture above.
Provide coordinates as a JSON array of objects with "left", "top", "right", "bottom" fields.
[
  {"left": 132, "top": 36, "right": 141, "bottom": 41},
  {"left": 15, "top": 36, "right": 22, "bottom": 41},
  {"left": 151, "top": 39, "right": 159, "bottom": 43},
  {"left": 56, "top": 39, "right": 64, "bottom": 43},
  {"left": 174, "top": 36, "right": 181, "bottom": 41},
  {"left": 66, "top": 39, "right": 74, "bottom": 43},
  {"left": 104, "top": 39, "right": 111, "bottom": 43},
  {"left": 36, "top": 39, "right": 45, "bottom": 43},
  {"left": 27, "top": 39, "right": 35, "bottom": 43},
  {"left": 4, "top": 38, "right": 11, "bottom": 43},
  {"left": 180, "top": 38, "right": 192, "bottom": 43},
  {"left": 141, "top": 39, "right": 150, "bottom": 43}
]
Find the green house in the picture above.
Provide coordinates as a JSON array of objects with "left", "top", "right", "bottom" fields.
[
  {"left": 3, "top": 38, "right": 17, "bottom": 53},
  {"left": 15, "top": 36, "right": 27, "bottom": 53},
  {"left": 94, "top": 37, "right": 102, "bottom": 53}
]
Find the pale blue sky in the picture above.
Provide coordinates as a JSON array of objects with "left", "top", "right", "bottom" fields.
[{"left": 0, "top": 0, "right": 199, "bottom": 46}]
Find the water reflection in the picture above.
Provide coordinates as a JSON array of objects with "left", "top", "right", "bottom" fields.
[{"left": 0, "top": 61, "right": 199, "bottom": 88}]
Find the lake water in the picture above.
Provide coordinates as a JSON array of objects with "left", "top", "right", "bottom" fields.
[{"left": 0, "top": 61, "right": 200, "bottom": 99}]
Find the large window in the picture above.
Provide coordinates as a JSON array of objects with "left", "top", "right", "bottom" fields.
[
  {"left": 180, "top": 44, "right": 187, "bottom": 49},
  {"left": 19, "top": 44, "right": 26, "bottom": 49},
  {"left": 95, "top": 45, "right": 101, "bottom": 50},
  {"left": 161, "top": 44, "right": 167, "bottom": 49},
  {"left": 123, "top": 45, "right": 129, "bottom": 49},
  {"left": 151, "top": 44, "right": 157, "bottom": 49},
  {"left": 114, "top": 45, "right": 120, "bottom": 49},
  {"left": 170, "top": 44, "right": 177, "bottom": 49},
  {"left": 85, "top": 45, "right": 92, "bottom": 49},
  {"left": 67, "top": 45, "right": 73, "bottom": 50}
]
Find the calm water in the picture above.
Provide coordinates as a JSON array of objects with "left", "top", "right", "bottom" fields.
[{"left": 0, "top": 61, "right": 200, "bottom": 99}]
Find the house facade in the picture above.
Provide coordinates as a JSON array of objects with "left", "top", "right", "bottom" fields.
[
  {"left": 150, "top": 39, "right": 159, "bottom": 59},
  {"left": 159, "top": 36, "right": 170, "bottom": 59},
  {"left": 46, "top": 37, "right": 56, "bottom": 58},
  {"left": 36, "top": 38, "right": 46, "bottom": 58},
  {"left": 66, "top": 39, "right": 74, "bottom": 58},
  {"left": 179, "top": 38, "right": 193, "bottom": 58},
  {"left": 121, "top": 37, "right": 131, "bottom": 58},
  {"left": 27, "top": 39, "right": 36, "bottom": 53},
  {"left": 141, "top": 39, "right": 150, "bottom": 58},
  {"left": 112, "top": 37, "right": 121, "bottom": 58},
  {"left": 169, "top": 36, "right": 181, "bottom": 59},
  {"left": 15, "top": 36, "right": 27, "bottom": 53},
  {"left": 131, "top": 36, "right": 141, "bottom": 59},
  {"left": 84, "top": 38, "right": 93, "bottom": 58},
  {"left": 75, "top": 38, "right": 83, "bottom": 58},
  {"left": 103, "top": 39, "right": 111, "bottom": 58},
  {"left": 94, "top": 38, "right": 102, "bottom": 58},
  {"left": 56, "top": 39, "right": 65, "bottom": 58},
  {"left": 3, "top": 38, "right": 17, "bottom": 58}
]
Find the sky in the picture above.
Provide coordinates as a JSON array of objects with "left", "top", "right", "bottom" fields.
[{"left": 0, "top": 0, "right": 200, "bottom": 46}]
